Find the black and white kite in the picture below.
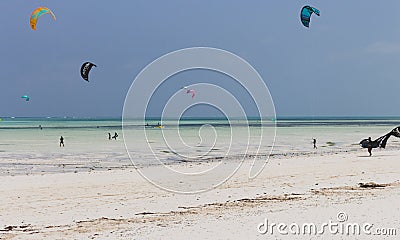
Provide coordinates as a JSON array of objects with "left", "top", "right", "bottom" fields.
[
  {"left": 360, "top": 126, "right": 400, "bottom": 149},
  {"left": 80, "top": 62, "right": 97, "bottom": 81}
]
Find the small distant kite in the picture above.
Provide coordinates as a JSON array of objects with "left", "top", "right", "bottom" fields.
[
  {"left": 21, "top": 95, "right": 30, "bottom": 101},
  {"left": 80, "top": 62, "right": 97, "bottom": 81},
  {"left": 30, "top": 7, "right": 56, "bottom": 30},
  {"left": 181, "top": 86, "right": 195, "bottom": 98},
  {"left": 186, "top": 89, "right": 195, "bottom": 98},
  {"left": 300, "top": 6, "right": 320, "bottom": 28}
]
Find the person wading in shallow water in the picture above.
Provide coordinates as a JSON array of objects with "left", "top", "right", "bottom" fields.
[
  {"left": 108, "top": 132, "right": 111, "bottom": 140},
  {"left": 112, "top": 132, "right": 118, "bottom": 140},
  {"left": 60, "top": 136, "right": 64, "bottom": 147},
  {"left": 313, "top": 138, "right": 317, "bottom": 149},
  {"left": 367, "top": 137, "right": 373, "bottom": 156}
]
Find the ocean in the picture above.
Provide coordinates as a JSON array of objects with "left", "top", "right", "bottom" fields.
[{"left": 1, "top": 117, "right": 400, "bottom": 176}]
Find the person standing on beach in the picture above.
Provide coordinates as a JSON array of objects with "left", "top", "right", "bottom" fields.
[
  {"left": 108, "top": 132, "right": 111, "bottom": 140},
  {"left": 367, "top": 137, "right": 372, "bottom": 156},
  {"left": 313, "top": 138, "right": 317, "bottom": 149},
  {"left": 112, "top": 132, "right": 118, "bottom": 140},
  {"left": 60, "top": 136, "right": 64, "bottom": 147}
]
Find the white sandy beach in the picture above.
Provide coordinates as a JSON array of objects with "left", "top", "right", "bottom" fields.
[
  {"left": 0, "top": 148, "right": 399, "bottom": 239},
  {"left": 3, "top": 1, "right": 400, "bottom": 239}
]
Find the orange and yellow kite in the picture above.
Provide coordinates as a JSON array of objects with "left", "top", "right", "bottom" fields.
[{"left": 30, "top": 7, "right": 56, "bottom": 30}]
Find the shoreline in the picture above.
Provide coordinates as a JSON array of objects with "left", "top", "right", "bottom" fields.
[{"left": 0, "top": 145, "right": 395, "bottom": 177}]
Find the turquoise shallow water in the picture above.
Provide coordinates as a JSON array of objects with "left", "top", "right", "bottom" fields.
[{"left": 0, "top": 117, "right": 399, "bottom": 176}]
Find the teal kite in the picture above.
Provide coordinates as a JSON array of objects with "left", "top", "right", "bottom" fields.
[
  {"left": 21, "top": 95, "right": 30, "bottom": 101},
  {"left": 300, "top": 6, "right": 320, "bottom": 28}
]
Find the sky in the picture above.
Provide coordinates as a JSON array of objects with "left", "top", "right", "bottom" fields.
[{"left": 1, "top": 0, "right": 400, "bottom": 118}]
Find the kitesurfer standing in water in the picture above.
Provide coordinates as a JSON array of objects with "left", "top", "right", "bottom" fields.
[
  {"left": 367, "top": 137, "right": 372, "bottom": 156},
  {"left": 112, "top": 132, "right": 118, "bottom": 140},
  {"left": 108, "top": 133, "right": 111, "bottom": 140},
  {"left": 60, "top": 136, "right": 64, "bottom": 147}
]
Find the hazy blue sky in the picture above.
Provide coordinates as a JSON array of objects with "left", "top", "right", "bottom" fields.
[{"left": 1, "top": 1, "right": 400, "bottom": 117}]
